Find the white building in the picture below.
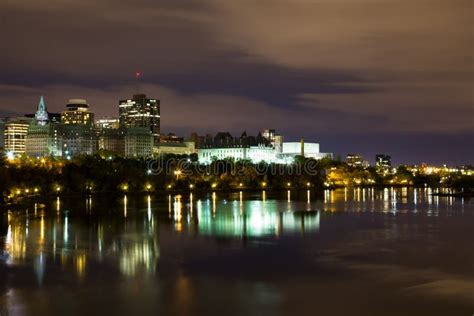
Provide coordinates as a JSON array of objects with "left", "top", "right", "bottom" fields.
[
  {"left": 199, "top": 145, "right": 276, "bottom": 163},
  {"left": 198, "top": 141, "right": 331, "bottom": 164}
]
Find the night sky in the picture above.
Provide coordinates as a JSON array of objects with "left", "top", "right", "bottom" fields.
[{"left": 0, "top": 0, "right": 472, "bottom": 165}]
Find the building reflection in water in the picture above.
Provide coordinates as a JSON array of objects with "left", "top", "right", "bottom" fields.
[
  {"left": 2, "top": 196, "right": 161, "bottom": 282},
  {"left": 169, "top": 194, "right": 320, "bottom": 238},
  {"left": 114, "top": 236, "right": 159, "bottom": 278},
  {"left": 0, "top": 188, "right": 466, "bottom": 285}
]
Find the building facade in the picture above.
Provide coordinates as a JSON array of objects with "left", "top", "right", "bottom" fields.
[
  {"left": 61, "top": 99, "right": 94, "bottom": 126},
  {"left": 346, "top": 154, "right": 369, "bottom": 168},
  {"left": 375, "top": 154, "right": 391, "bottom": 168},
  {"left": 197, "top": 132, "right": 331, "bottom": 164},
  {"left": 124, "top": 127, "right": 153, "bottom": 158},
  {"left": 119, "top": 94, "right": 160, "bottom": 145},
  {"left": 155, "top": 141, "right": 196, "bottom": 156},
  {"left": 26, "top": 96, "right": 63, "bottom": 157},
  {"left": 26, "top": 122, "right": 63, "bottom": 157},
  {"left": 96, "top": 118, "right": 120, "bottom": 130},
  {"left": 97, "top": 128, "right": 124, "bottom": 156},
  {"left": 61, "top": 99, "right": 96, "bottom": 157},
  {"left": 261, "top": 129, "right": 284, "bottom": 152},
  {"left": 4, "top": 117, "right": 31, "bottom": 156}
]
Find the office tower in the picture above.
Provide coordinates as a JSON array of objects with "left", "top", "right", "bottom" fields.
[
  {"left": 4, "top": 117, "right": 32, "bottom": 156},
  {"left": 119, "top": 94, "right": 160, "bottom": 145},
  {"left": 61, "top": 99, "right": 96, "bottom": 156},
  {"left": 61, "top": 99, "right": 94, "bottom": 126}
]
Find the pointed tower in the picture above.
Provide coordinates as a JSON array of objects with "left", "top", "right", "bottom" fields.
[{"left": 35, "top": 96, "right": 49, "bottom": 125}]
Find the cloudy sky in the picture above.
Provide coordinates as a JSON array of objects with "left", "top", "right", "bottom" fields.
[{"left": 0, "top": 0, "right": 472, "bottom": 164}]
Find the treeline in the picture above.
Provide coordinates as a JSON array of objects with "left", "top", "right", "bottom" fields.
[
  {"left": 327, "top": 164, "right": 474, "bottom": 189},
  {"left": 0, "top": 154, "right": 328, "bottom": 203},
  {"left": 1, "top": 154, "right": 472, "bottom": 204}
]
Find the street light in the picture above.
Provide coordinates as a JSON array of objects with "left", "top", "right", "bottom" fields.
[{"left": 189, "top": 184, "right": 194, "bottom": 189}]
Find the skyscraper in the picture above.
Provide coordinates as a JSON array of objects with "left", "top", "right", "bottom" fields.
[
  {"left": 119, "top": 94, "right": 160, "bottom": 145},
  {"left": 61, "top": 99, "right": 96, "bottom": 156}
]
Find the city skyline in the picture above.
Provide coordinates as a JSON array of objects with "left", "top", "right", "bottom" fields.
[{"left": 0, "top": 0, "right": 472, "bottom": 165}]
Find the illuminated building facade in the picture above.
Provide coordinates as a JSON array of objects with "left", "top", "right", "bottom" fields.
[
  {"left": 95, "top": 117, "right": 124, "bottom": 155},
  {"left": 61, "top": 99, "right": 94, "bottom": 126},
  {"left": 198, "top": 132, "right": 331, "bottom": 164},
  {"left": 96, "top": 118, "right": 120, "bottom": 130},
  {"left": 119, "top": 94, "right": 160, "bottom": 145},
  {"left": 0, "top": 118, "right": 4, "bottom": 149},
  {"left": 26, "top": 123, "right": 63, "bottom": 157},
  {"left": 346, "top": 153, "right": 369, "bottom": 168},
  {"left": 261, "top": 128, "right": 284, "bottom": 152},
  {"left": 155, "top": 141, "right": 196, "bottom": 155},
  {"left": 26, "top": 96, "right": 63, "bottom": 157},
  {"left": 4, "top": 117, "right": 31, "bottom": 156},
  {"left": 61, "top": 99, "right": 96, "bottom": 157},
  {"left": 375, "top": 154, "right": 391, "bottom": 168}
]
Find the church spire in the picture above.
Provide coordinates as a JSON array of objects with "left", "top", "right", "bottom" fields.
[{"left": 35, "top": 95, "right": 49, "bottom": 125}]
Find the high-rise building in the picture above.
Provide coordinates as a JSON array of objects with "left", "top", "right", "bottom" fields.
[
  {"left": 4, "top": 117, "right": 32, "bottom": 156},
  {"left": 61, "top": 99, "right": 94, "bottom": 126},
  {"left": 375, "top": 154, "right": 391, "bottom": 168},
  {"left": 26, "top": 97, "right": 63, "bottom": 157},
  {"left": 119, "top": 94, "right": 160, "bottom": 145},
  {"left": 61, "top": 99, "right": 96, "bottom": 157}
]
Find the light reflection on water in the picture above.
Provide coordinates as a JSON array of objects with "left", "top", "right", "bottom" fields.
[{"left": 0, "top": 187, "right": 472, "bottom": 315}]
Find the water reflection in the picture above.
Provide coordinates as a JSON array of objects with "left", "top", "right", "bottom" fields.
[
  {"left": 171, "top": 196, "right": 320, "bottom": 238},
  {"left": 0, "top": 187, "right": 470, "bottom": 288}
]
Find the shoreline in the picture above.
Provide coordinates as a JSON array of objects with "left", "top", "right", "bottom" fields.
[{"left": 2, "top": 185, "right": 471, "bottom": 210}]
